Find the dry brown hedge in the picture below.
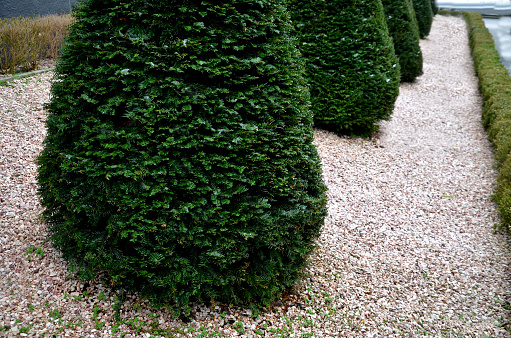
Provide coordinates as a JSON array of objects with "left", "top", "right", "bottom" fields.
[{"left": 0, "top": 14, "right": 72, "bottom": 74}]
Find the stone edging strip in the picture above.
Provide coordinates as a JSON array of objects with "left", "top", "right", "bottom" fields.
[{"left": 0, "top": 67, "right": 55, "bottom": 83}]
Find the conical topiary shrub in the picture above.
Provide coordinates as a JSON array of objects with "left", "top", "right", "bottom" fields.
[
  {"left": 412, "top": 0, "right": 433, "bottom": 38},
  {"left": 37, "top": 0, "right": 327, "bottom": 312},
  {"left": 288, "top": 0, "right": 401, "bottom": 136},
  {"left": 382, "top": 0, "right": 423, "bottom": 82},
  {"left": 431, "top": 0, "right": 439, "bottom": 15}
]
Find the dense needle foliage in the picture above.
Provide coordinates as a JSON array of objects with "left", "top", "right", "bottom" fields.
[
  {"left": 382, "top": 0, "right": 423, "bottom": 82},
  {"left": 288, "top": 0, "right": 401, "bottom": 136},
  {"left": 37, "top": 0, "right": 327, "bottom": 313}
]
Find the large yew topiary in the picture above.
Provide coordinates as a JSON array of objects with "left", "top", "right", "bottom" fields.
[
  {"left": 37, "top": 0, "right": 327, "bottom": 312},
  {"left": 382, "top": 0, "right": 423, "bottom": 82},
  {"left": 412, "top": 0, "right": 433, "bottom": 38},
  {"left": 288, "top": 0, "right": 400, "bottom": 136}
]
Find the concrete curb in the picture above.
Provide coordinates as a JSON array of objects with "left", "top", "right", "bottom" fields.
[{"left": 0, "top": 67, "right": 55, "bottom": 83}]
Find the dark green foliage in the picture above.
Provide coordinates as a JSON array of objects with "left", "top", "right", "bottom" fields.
[
  {"left": 37, "top": 0, "right": 327, "bottom": 313},
  {"left": 463, "top": 12, "right": 511, "bottom": 229},
  {"left": 431, "top": 0, "right": 439, "bottom": 15},
  {"left": 288, "top": 0, "right": 400, "bottom": 136},
  {"left": 412, "top": 0, "right": 433, "bottom": 38},
  {"left": 382, "top": 0, "right": 423, "bottom": 82}
]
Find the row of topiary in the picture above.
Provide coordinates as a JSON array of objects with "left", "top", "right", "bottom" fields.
[
  {"left": 463, "top": 11, "right": 511, "bottom": 230},
  {"left": 290, "top": 0, "right": 434, "bottom": 135},
  {"left": 37, "top": 0, "right": 435, "bottom": 315}
]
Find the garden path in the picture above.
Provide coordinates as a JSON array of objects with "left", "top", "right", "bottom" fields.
[{"left": 310, "top": 14, "right": 511, "bottom": 335}]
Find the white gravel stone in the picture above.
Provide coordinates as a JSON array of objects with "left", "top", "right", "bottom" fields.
[{"left": 0, "top": 14, "right": 510, "bottom": 337}]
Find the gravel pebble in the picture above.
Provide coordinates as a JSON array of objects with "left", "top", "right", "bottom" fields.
[{"left": 0, "top": 15, "right": 510, "bottom": 337}]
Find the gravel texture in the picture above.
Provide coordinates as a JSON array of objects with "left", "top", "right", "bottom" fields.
[{"left": 1, "top": 14, "right": 511, "bottom": 337}]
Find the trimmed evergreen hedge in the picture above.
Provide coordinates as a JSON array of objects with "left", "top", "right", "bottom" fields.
[
  {"left": 462, "top": 11, "right": 511, "bottom": 229},
  {"left": 382, "top": 0, "right": 423, "bottom": 82},
  {"left": 412, "top": 0, "right": 433, "bottom": 38},
  {"left": 288, "top": 0, "right": 401, "bottom": 136},
  {"left": 37, "top": 0, "right": 327, "bottom": 313}
]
